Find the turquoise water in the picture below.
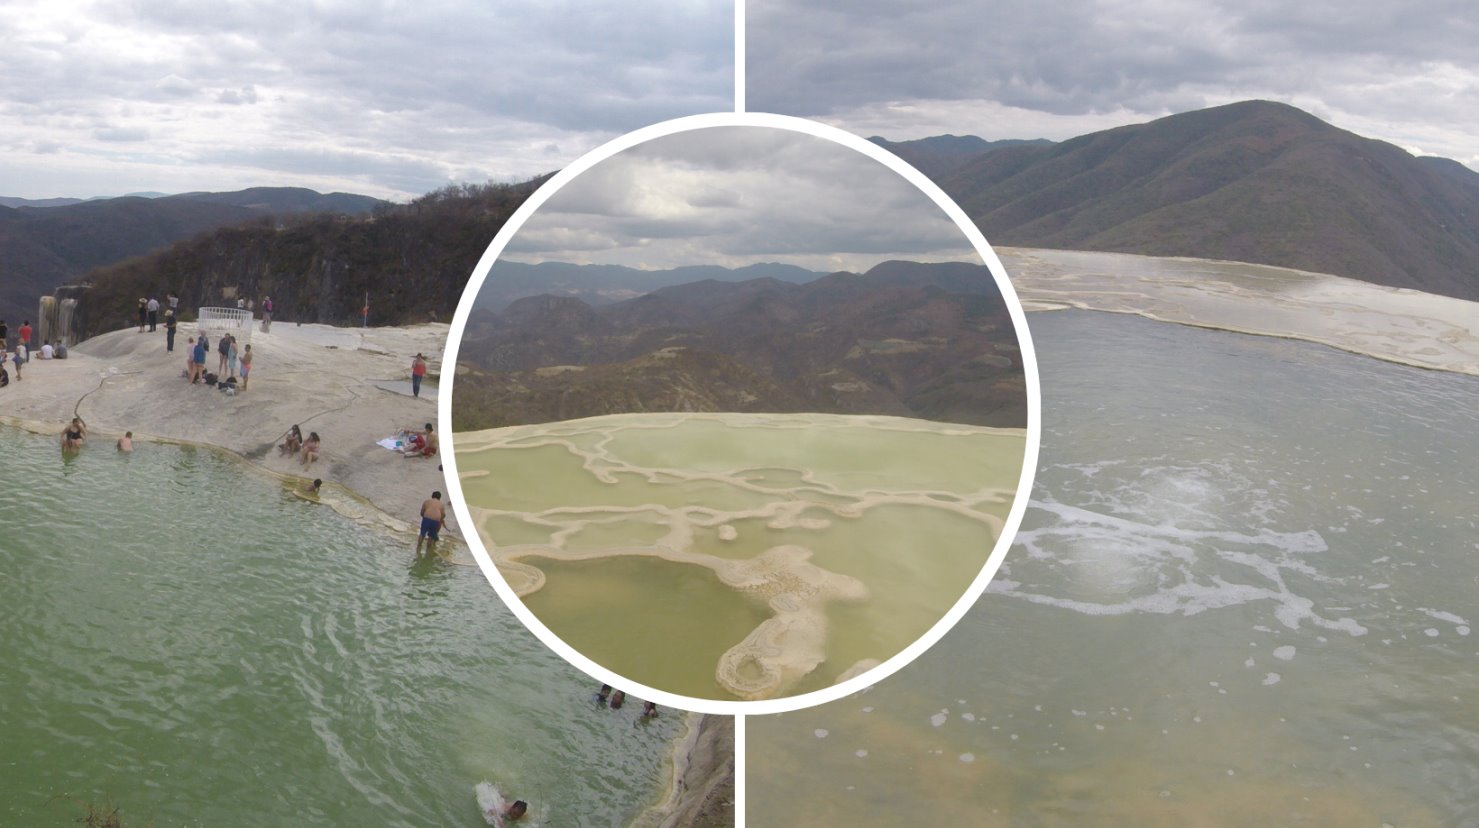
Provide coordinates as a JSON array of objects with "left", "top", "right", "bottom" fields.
[
  {"left": 749, "top": 310, "right": 1479, "bottom": 825},
  {"left": 0, "top": 428, "right": 680, "bottom": 827}
]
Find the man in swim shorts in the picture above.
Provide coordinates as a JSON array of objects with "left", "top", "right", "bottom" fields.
[{"left": 416, "top": 491, "right": 446, "bottom": 555}]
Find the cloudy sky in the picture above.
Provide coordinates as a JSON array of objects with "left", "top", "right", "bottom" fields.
[
  {"left": 500, "top": 125, "right": 978, "bottom": 272},
  {"left": 0, "top": 0, "right": 732, "bottom": 200},
  {"left": 747, "top": 0, "right": 1479, "bottom": 170}
]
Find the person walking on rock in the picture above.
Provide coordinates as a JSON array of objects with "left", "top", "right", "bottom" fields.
[
  {"left": 411, "top": 353, "right": 427, "bottom": 398},
  {"left": 146, "top": 297, "right": 159, "bottom": 331},
  {"left": 164, "top": 310, "right": 177, "bottom": 352}
]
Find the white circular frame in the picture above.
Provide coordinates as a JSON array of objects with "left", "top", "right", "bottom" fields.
[{"left": 439, "top": 111, "right": 1041, "bottom": 716}]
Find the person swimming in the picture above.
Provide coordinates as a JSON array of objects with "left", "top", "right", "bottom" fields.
[{"left": 117, "top": 431, "right": 133, "bottom": 452}]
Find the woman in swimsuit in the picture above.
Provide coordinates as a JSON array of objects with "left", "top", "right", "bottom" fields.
[
  {"left": 300, "top": 432, "right": 321, "bottom": 467},
  {"left": 61, "top": 417, "right": 86, "bottom": 450}
]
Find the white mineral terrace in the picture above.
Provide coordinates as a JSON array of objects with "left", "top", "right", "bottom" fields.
[
  {"left": 456, "top": 412, "right": 1027, "bottom": 699},
  {"left": 999, "top": 247, "right": 1479, "bottom": 376}
]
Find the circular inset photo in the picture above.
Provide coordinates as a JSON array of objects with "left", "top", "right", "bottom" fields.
[{"left": 441, "top": 113, "right": 1039, "bottom": 713}]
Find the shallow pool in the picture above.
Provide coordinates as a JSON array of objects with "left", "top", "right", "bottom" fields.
[{"left": 0, "top": 427, "right": 679, "bottom": 827}]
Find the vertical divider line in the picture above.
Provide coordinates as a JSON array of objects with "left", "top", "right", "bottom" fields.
[
  {"left": 734, "top": 0, "right": 746, "bottom": 112},
  {"left": 735, "top": 712, "right": 747, "bottom": 826}
]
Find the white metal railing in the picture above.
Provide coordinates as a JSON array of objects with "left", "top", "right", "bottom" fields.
[{"left": 197, "top": 307, "right": 254, "bottom": 342}]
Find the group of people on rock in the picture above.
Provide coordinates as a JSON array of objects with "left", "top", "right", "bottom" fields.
[
  {"left": 1, "top": 319, "right": 72, "bottom": 387},
  {"left": 183, "top": 331, "right": 252, "bottom": 389},
  {"left": 279, "top": 424, "right": 322, "bottom": 467}
]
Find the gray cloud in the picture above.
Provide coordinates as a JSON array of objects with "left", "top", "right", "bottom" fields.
[
  {"left": 501, "top": 126, "right": 979, "bottom": 272},
  {"left": 0, "top": 0, "right": 733, "bottom": 199},
  {"left": 747, "top": 0, "right": 1479, "bottom": 168}
]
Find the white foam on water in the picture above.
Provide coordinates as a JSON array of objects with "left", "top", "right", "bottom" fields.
[
  {"left": 930, "top": 712, "right": 948, "bottom": 727},
  {"left": 959, "top": 753, "right": 975, "bottom": 763},
  {"left": 1425, "top": 628, "right": 1441, "bottom": 637},
  {"left": 1419, "top": 608, "right": 1469, "bottom": 625},
  {"left": 999, "top": 498, "right": 1368, "bottom": 636},
  {"left": 1458, "top": 626, "right": 1471, "bottom": 636},
  {"left": 1272, "top": 645, "right": 1296, "bottom": 661},
  {"left": 814, "top": 729, "right": 828, "bottom": 739},
  {"left": 855, "top": 749, "right": 868, "bottom": 758},
  {"left": 1263, "top": 673, "right": 1281, "bottom": 686}
]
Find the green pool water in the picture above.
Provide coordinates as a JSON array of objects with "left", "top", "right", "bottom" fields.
[
  {"left": 0, "top": 427, "right": 680, "bottom": 827},
  {"left": 457, "top": 412, "right": 1027, "bottom": 700},
  {"left": 521, "top": 555, "right": 775, "bottom": 698}
]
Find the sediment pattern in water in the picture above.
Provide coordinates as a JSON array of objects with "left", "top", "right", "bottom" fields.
[{"left": 456, "top": 412, "right": 1026, "bottom": 700}]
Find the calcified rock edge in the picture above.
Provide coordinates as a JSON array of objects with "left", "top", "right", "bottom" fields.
[
  {"left": 632, "top": 713, "right": 735, "bottom": 828},
  {"left": 999, "top": 247, "right": 1479, "bottom": 375},
  {"left": 0, "top": 321, "right": 459, "bottom": 544},
  {"left": 458, "top": 412, "right": 1021, "bottom": 700}
]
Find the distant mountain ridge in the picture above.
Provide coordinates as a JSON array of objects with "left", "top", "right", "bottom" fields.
[
  {"left": 73, "top": 181, "right": 542, "bottom": 336},
  {"left": 869, "top": 135, "right": 1054, "bottom": 180},
  {"left": 0, "top": 186, "right": 387, "bottom": 330},
  {"left": 455, "top": 260, "right": 1026, "bottom": 430},
  {"left": 921, "top": 101, "right": 1479, "bottom": 301},
  {"left": 478, "top": 260, "right": 826, "bottom": 310}
]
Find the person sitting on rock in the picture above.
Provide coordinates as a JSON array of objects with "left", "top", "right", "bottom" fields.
[
  {"left": 280, "top": 424, "right": 303, "bottom": 455},
  {"left": 402, "top": 423, "right": 438, "bottom": 458}
]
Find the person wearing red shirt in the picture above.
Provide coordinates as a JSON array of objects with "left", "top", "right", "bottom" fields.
[{"left": 410, "top": 352, "right": 428, "bottom": 398}]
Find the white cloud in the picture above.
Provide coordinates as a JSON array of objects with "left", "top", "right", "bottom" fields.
[
  {"left": 748, "top": 0, "right": 1479, "bottom": 169},
  {"left": 502, "top": 126, "right": 979, "bottom": 271},
  {"left": 0, "top": 0, "right": 733, "bottom": 199}
]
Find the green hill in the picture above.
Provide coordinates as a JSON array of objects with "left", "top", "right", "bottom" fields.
[
  {"left": 76, "top": 179, "right": 545, "bottom": 336},
  {"left": 935, "top": 100, "right": 1479, "bottom": 301}
]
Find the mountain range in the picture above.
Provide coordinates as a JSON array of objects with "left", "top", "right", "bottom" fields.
[
  {"left": 869, "top": 135, "right": 1054, "bottom": 180},
  {"left": 908, "top": 101, "right": 1479, "bottom": 302},
  {"left": 0, "top": 187, "right": 385, "bottom": 329},
  {"left": 453, "top": 260, "right": 1026, "bottom": 430},
  {"left": 70, "top": 181, "right": 541, "bottom": 336},
  {"left": 18, "top": 99, "right": 1479, "bottom": 349},
  {"left": 478, "top": 261, "right": 825, "bottom": 311}
]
